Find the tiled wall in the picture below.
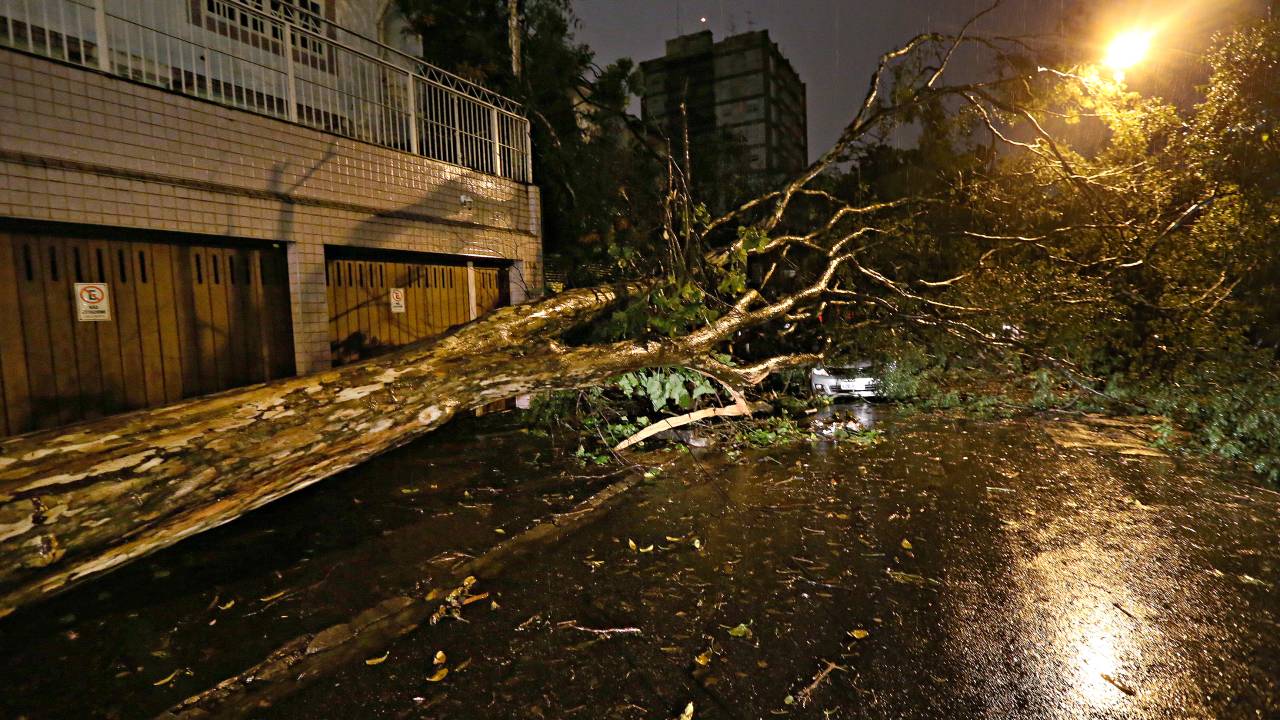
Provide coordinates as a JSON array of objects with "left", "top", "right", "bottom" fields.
[{"left": 0, "top": 48, "right": 543, "bottom": 374}]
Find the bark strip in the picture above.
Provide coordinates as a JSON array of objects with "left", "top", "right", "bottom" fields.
[{"left": 612, "top": 401, "right": 770, "bottom": 452}]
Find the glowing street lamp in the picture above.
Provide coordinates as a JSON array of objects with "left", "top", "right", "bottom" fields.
[{"left": 1102, "top": 29, "right": 1155, "bottom": 81}]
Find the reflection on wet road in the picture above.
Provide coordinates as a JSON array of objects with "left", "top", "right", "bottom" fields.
[
  {"left": 2, "top": 409, "right": 1278, "bottom": 718},
  {"left": 273, "top": 410, "right": 1279, "bottom": 719}
]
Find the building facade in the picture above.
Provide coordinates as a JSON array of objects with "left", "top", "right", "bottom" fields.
[
  {"left": 640, "top": 29, "right": 807, "bottom": 192},
  {"left": 0, "top": 0, "right": 542, "bottom": 437}
]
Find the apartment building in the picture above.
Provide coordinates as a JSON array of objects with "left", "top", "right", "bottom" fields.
[
  {"left": 640, "top": 29, "right": 808, "bottom": 190},
  {"left": 0, "top": 0, "right": 542, "bottom": 437}
]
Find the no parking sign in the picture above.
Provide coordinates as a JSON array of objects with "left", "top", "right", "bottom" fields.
[
  {"left": 389, "top": 287, "right": 406, "bottom": 314},
  {"left": 75, "top": 283, "right": 111, "bottom": 322}
]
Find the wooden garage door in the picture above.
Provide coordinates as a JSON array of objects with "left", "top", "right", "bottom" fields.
[
  {"left": 327, "top": 257, "right": 506, "bottom": 365},
  {"left": 0, "top": 230, "right": 295, "bottom": 437}
]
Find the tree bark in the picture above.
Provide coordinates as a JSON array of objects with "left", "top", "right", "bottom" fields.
[
  {"left": 0, "top": 284, "right": 713, "bottom": 618},
  {"left": 508, "top": 0, "right": 522, "bottom": 79}
]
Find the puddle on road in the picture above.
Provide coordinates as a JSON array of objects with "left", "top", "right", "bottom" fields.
[{"left": 2, "top": 408, "right": 1278, "bottom": 719}]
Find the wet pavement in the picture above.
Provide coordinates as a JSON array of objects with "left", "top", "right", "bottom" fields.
[
  {"left": 2, "top": 408, "right": 1279, "bottom": 719},
  {"left": 0, "top": 419, "right": 616, "bottom": 719}
]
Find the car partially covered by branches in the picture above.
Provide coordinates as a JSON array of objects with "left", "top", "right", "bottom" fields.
[{"left": 810, "top": 362, "right": 883, "bottom": 400}]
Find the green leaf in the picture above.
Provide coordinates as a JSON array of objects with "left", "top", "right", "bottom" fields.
[
  {"left": 665, "top": 373, "right": 690, "bottom": 410},
  {"left": 690, "top": 376, "right": 717, "bottom": 401},
  {"left": 615, "top": 373, "right": 639, "bottom": 396},
  {"left": 644, "top": 374, "right": 667, "bottom": 412}
]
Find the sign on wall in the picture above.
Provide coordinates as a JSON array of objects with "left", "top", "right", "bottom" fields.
[
  {"left": 75, "top": 282, "right": 111, "bottom": 322},
  {"left": 389, "top": 288, "right": 406, "bottom": 314}
]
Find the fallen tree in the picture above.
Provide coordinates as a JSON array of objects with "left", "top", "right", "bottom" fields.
[
  {"left": 1, "top": 4, "right": 1262, "bottom": 617},
  {"left": 0, "top": 282, "right": 813, "bottom": 617}
]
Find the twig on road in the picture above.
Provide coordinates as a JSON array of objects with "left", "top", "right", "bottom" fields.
[
  {"left": 795, "top": 575, "right": 855, "bottom": 593},
  {"left": 796, "top": 660, "right": 847, "bottom": 707},
  {"left": 559, "top": 621, "right": 643, "bottom": 637}
]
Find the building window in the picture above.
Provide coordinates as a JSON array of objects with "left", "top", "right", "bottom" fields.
[{"left": 195, "top": 0, "right": 333, "bottom": 70}]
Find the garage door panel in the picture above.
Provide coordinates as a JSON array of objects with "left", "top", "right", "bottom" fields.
[
  {"left": 219, "top": 249, "right": 250, "bottom": 389},
  {"left": 130, "top": 242, "right": 168, "bottom": 407},
  {"left": 42, "top": 237, "right": 86, "bottom": 426},
  {"left": 111, "top": 243, "right": 149, "bottom": 410},
  {"left": 86, "top": 238, "right": 127, "bottom": 416},
  {"left": 15, "top": 238, "right": 60, "bottom": 429},
  {"left": 325, "top": 260, "right": 339, "bottom": 363},
  {"left": 0, "top": 236, "right": 32, "bottom": 435},
  {"left": 237, "top": 248, "right": 267, "bottom": 385},
  {"left": 150, "top": 242, "right": 190, "bottom": 403},
  {"left": 0, "top": 232, "right": 294, "bottom": 437},
  {"left": 326, "top": 255, "right": 507, "bottom": 366}
]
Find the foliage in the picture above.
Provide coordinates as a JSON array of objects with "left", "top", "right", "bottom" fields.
[
  {"left": 525, "top": 367, "right": 725, "bottom": 463},
  {"left": 1028, "top": 369, "right": 1061, "bottom": 411},
  {"left": 736, "top": 416, "right": 813, "bottom": 448},
  {"left": 401, "top": 4, "right": 1279, "bottom": 479},
  {"left": 1119, "top": 347, "right": 1280, "bottom": 483},
  {"left": 806, "top": 16, "right": 1280, "bottom": 480},
  {"left": 876, "top": 345, "right": 936, "bottom": 402},
  {"left": 523, "top": 387, "right": 581, "bottom": 434},
  {"left": 606, "top": 278, "right": 717, "bottom": 340},
  {"left": 845, "top": 428, "right": 883, "bottom": 446},
  {"left": 614, "top": 368, "right": 719, "bottom": 413}
]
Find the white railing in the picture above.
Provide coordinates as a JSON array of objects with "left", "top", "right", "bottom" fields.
[{"left": 0, "top": 0, "right": 533, "bottom": 183}]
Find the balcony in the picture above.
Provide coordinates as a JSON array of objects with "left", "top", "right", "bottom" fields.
[{"left": 0, "top": 0, "right": 532, "bottom": 183}]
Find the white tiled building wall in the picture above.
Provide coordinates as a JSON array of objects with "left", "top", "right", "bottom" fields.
[{"left": 0, "top": 49, "right": 543, "bottom": 374}]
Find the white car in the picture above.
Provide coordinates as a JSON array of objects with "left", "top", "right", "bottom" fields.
[{"left": 810, "top": 362, "right": 881, "bottom": 399}]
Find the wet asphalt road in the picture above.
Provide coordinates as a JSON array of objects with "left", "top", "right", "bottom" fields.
[
  {"left": 278, "top": 411, "right": 1280, "bottom": 719},
  {"left": 2, "top": 409, "right": 1279, "bottom": 719}
]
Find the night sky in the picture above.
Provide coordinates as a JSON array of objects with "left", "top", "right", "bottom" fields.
[{"left": 572, "top": 0, "right": 1269, "bottom": 160}]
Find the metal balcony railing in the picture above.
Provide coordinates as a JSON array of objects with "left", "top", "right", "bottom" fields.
[{"left": 0, "top": 0, "right": 532, "bottom": 183}]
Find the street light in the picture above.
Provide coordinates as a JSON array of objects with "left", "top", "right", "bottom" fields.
[{"left": 1102, "top": 29, "right": 1155, "bottom": 81}]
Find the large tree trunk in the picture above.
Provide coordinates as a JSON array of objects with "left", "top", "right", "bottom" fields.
[{"left": 0, "top": 284, "right": 719, "bottom": 618}]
